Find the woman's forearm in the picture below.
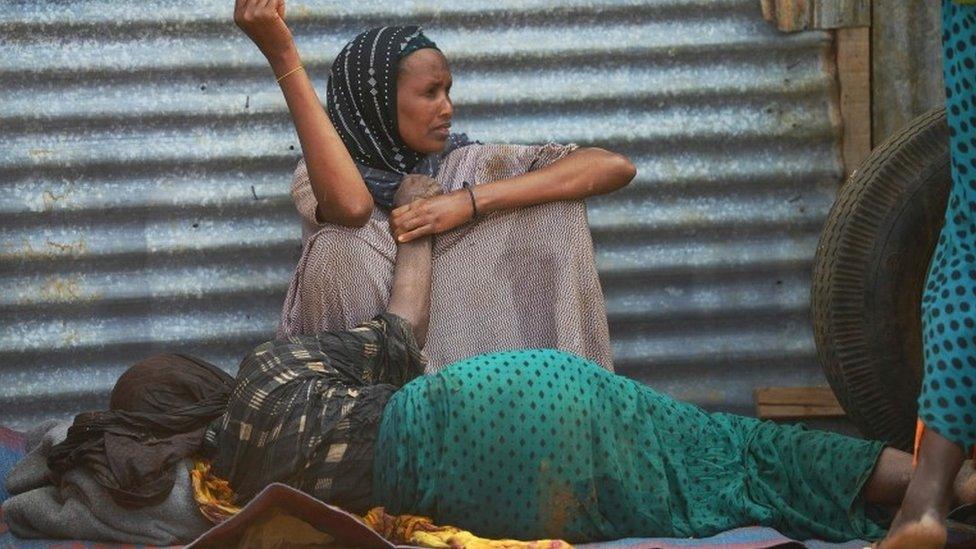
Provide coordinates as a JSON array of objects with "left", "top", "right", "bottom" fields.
[
  {"left": 388, "top": 147, "right": 636, "bottom": 243},
  {"left": 385, "top": 237, "right": 433, "bottom": 348},
  {"left": 473, "top": 147, "right": 636, "bottom": 214},
  {"left": 269, "top": 48, "right": 374, "bottom": 226}
]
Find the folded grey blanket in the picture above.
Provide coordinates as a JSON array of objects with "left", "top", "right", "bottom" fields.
[{"left": 2, "top": 419, "right": 212, "bottom": 545}]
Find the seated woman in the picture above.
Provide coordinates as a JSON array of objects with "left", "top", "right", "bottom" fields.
[
  {"left": 205, "top": 177, "right": 968, "bottom": 544},
  {"left": 242, "top": 0, "right": 634, "bottom": 370}
]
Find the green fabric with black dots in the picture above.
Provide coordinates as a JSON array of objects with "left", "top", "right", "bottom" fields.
[
  {"left": 373, "top": 349, "right": 888, "bottom": 543},
  {"left": 917, "top": 0, "right": 976, "bottom": 448}
]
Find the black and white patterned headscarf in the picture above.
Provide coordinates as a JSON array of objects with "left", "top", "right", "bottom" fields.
[{"left": 326, "top": 26, "right": 471, "bottom": 209}]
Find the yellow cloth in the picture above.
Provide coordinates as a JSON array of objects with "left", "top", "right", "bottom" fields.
[
  {"left": 191, "top": 458, "right": 242, "bottom": 523},
  {"left": 190, "top": 458, "right": 572, "bottom": 548},
  {"left": 363, "top": 507, "right": 572, "bottom": 549}
]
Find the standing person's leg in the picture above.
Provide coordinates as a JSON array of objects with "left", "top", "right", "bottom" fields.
[
  {"left": 881, "top": 2, "right": 976, "bottom": 546},
  {"left": 883, "top": 432, "right": 963, "bottom": 547}
]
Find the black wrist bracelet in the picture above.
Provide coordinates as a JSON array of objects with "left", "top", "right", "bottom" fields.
[{"left": 463, "top": 182, "right": 479, "bottom": 219}]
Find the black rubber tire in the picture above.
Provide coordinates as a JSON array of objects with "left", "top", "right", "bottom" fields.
[{"left": 811, "top": 107, "right": 951, "bottom": 450}]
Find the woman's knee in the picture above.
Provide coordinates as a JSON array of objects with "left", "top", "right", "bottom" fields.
[{"left": 307, "top": 228, "right": 393, "bottom": 272}]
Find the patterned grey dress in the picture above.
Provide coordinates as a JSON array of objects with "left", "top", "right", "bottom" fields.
[{"left": 278, "top": 142, "right": 614, "bottom": 372}]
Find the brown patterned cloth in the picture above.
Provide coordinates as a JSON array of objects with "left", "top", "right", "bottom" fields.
[
  {"left": 204, "top": 313, "right": 425, "bottom": 513},
  {"left": 279, "top": 142, "right": 614, "bottom": 372}
]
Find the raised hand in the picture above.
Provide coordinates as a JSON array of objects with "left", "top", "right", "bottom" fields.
[{"left": 234, "top": 0, "right": 295, "bottom": 61}]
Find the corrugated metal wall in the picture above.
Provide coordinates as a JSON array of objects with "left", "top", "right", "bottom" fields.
[
  {"left": 873, "top": 0, "right": 944, "bottom": 143},
  {"left": 1, "top": 0, "right": 842, "bottom": 429}
]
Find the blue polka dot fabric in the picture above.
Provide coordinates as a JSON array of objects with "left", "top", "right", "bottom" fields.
[
  {"left": 918, "top": 0, "right": 976, "bottom": 448},
  {"left": 373, "top": 349, "right": 887, "bottom": 543}
]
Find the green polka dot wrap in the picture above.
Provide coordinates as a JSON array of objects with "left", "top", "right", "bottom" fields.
[
  {"left": 373, "top": 349, "right": 888, "bottom": 542},
  {"left": 916, "top": 0, "right": 976, "bottom": 448}
]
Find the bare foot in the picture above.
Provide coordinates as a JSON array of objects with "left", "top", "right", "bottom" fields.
[
  {"left": 876, "top": 512, "right": 947, "bottom": 549},
  {"left": 953, "top": 459, "right": 976, "bottom": 506},
  {"left": 886, "top": 430, "right": 964, "bottom": 546}
]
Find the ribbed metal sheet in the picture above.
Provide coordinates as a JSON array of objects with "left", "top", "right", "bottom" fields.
[
  {"left": 873, "top": 0, "right": 944, "bottom": 143},
  {"left": 1, "top": 0, "right": 842, "bottom": 429}
]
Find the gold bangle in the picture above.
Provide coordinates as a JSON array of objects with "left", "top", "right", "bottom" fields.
[{"left": 275, "top": 65, "right": 304, "bottom": 83}]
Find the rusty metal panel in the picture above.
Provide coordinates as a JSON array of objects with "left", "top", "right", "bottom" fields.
[
  {"left": 1, "top": 0, "right": 842, "bottom": 429},
  {"left": 873, "top": 0, "right": 944, "bottom": 143}
]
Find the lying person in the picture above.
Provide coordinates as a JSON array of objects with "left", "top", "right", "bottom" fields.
[{"left": 29, "top": 175, "right": 976, "bottom": 545}]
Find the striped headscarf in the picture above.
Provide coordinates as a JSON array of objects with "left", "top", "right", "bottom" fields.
[{"left": 326, "top": 26, "right": 470, "bottom": 209}]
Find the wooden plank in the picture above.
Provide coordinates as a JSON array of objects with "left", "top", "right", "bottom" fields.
[
  {"left": 760, "top": 0, "right": 776, "bottom": 23},
  {"left": 760, "top": 0, "right": 870, "bottom": 32},
  {"left": 837, "top": 26, "right": 872, "bottom": 178},
  {"left": 754, "top": 386, "right": 846, "bottom": 419},
  {"left": 774, "top": 0, "right": 809, "bottom": 32}
]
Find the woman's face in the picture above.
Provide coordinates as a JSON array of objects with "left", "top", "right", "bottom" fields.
[{"left": 396, "top": 49, "right": 454, "bottom": 155}]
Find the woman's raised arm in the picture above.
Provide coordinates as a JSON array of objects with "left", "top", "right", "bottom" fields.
[{"left": 234, "top": 0, "right": 373, "bottom": 226}]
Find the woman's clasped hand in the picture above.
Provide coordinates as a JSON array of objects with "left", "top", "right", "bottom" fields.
[{"left": 390, "top": 189, "right": 475, "bottom": 243}]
